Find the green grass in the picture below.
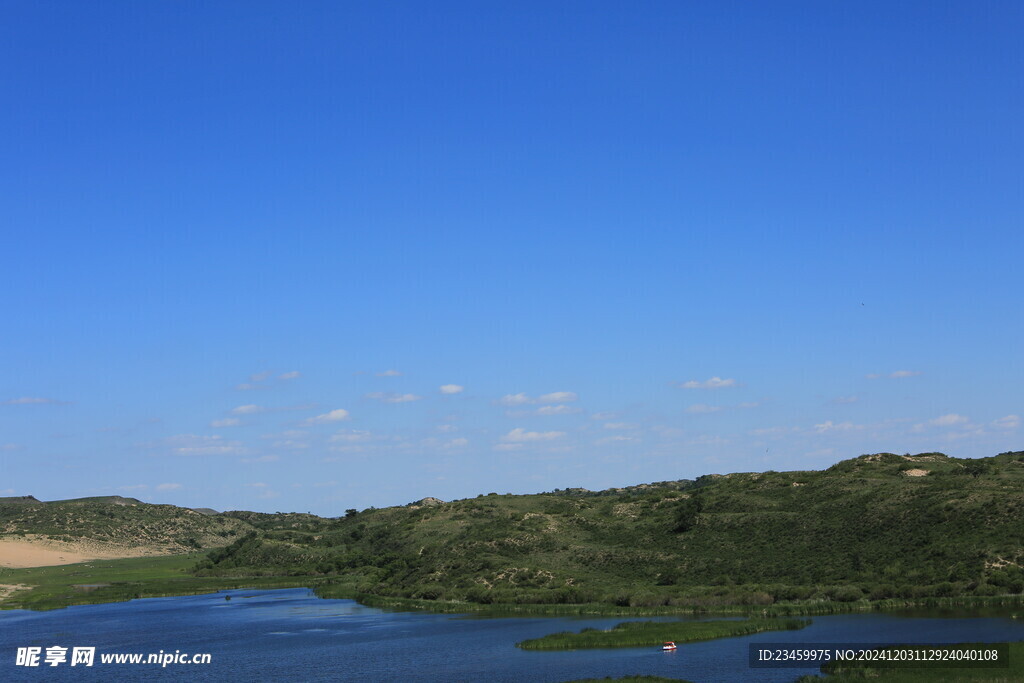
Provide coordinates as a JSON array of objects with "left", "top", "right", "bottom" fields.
[
  {"left": 0, "top": 555, "right": 329, "bottom": 610},
  {"left": 516, "top": 617, "right": 809, "bottom": 650},
  {"left": 798, "top": 642, "right": 1024, "bottom": 682},
  {"left": 318, "top": 590, "right": 1024, "bottom": 619}
]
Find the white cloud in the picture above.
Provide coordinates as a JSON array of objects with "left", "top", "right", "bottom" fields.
[
  {"left": 439, "top": 384, "right": 464, "bottom": 395},
  {"left": 591, "top": 411, "right": 620, "bottom": 420},
  {"left": 118, "top": 484, "right": 148, "bottom": 491},
  {"left": 690, "top": 434, "right": 731, "bottom": 446},
  {"left": 210, "top": 418, "right": 241, "bottom": 428},
  {"left": 596, "top": 435, "right": 639, "bottom": 445},
  {"left": 993, "top": 415, "right": 1020, "bottom": 430},
  {"left": 272, "top": 439, "right": 309, "bottom": 450},
  {"left": 833, "top": 395, "right": 859, "bottom": 404},
  {"left": 245, "top": 482, "right": 280, "bottom": 499},
  {"left": 366, "top": 392, "right": 422, "bottom": 403},
  {"left": 279, "top": 371, "right": 301, "bottom": 380},
  {"left": 261, "top": 429, "right": 306, "bottom": 439},
  {"left": 445, "top": 438, "right": 469, "bottom": 448},
  {"left": 686, "top": 404, "right": 723, "bottom": 414},
  {"left": 240, "top": 455, "right": 280, "bottom": 463},
  {"left": 868, "top": 370, "right": 922, "bottom": 379},
  {"left": 930, "top": 413, "right": 968, "bottom": 427},
  {"left": 330, "top": 430, "right": 374, "bottom": 443},
  {"left": 166, "top": 434, "right": 245, "bottom": 456},
  {"left": 493, "top": 443, "right": 524, "bottom": 452},
  {"left": 326, "top": 445, "right": 366, "bottom": 456},
  {"left": 500, "top": 391, "right": 578, "bottom": 406},
  {"left": 231, "top": 404, "right": 264, "bottom": 415},
  {"left": 436, "top": 424, "right": 458, "bottom": 433},
  {"left": 176, "top": 446, "right": 244, "bottom": 456},
  {"left": 3, "top": 397, "right": 67, "bottom": 405},
  {"left": 250, "top": 371, "right": 272, "bottom": 382},
  {"left": 304, "top": 408, "right": 351, "bottom": 425},
  {"left": 679, "top": 377, "right": 737, "bottom": 389},
  {"left": 812, "top": 420, "right": 861, "bottom": 434},
  {"left": 376, "top": 369, "right": 402, "bottom": 377},
  {"left": 538, "top": 391, "right": 578, "bottom": 403},
  {"left": 603, "top": 422, "right": 638, "bottom": 430},
  {"left": 156, "top": 483, "right": 182, "bottom": 491},
  {"left": 502, "top": 427, "right": 565, "bottom": 442},
  {"left": 751, "top": 426, "right": 793, "bottom": 436},
  {"left": 535, "top": 404, "right": 581, "bottom": 416},
  {"left": 0, "top": 443, "right": 20, "bottom": 451}
]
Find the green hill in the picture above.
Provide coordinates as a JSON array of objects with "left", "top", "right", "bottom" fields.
[
  {"left": 192, "top": 451, "right": 1024, "bottom": 609},
  {"left": 0, "top": 496, "right": 250, "bottom": 553},
  {"left": 4, "top": 451, "right": 1022, "bottom": 610}
]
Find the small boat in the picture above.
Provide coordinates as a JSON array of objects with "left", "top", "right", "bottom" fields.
[{"left": 661, "top": 641, "right": 677, "bottom": 651}]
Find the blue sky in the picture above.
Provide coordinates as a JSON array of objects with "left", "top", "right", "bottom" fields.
[{"left": 2, "top": 1, "right": 1021, "bottom": 514}]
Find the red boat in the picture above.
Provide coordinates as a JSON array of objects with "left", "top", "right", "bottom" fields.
[{"left": 661, "top": 641, "right": 677, "bottom": 651}]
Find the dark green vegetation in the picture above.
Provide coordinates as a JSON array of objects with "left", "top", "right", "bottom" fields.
[
  {"left": 0, "top": 495, "right": 249, "bottom": 552},
  {"left": 0, "top": 555, "right": 330, "bottom": 610},
  {"left": 516, "top": 617, "right": 808, "bottom": 649},
  {"left": 798, "top": 641, "right": 1024, "bottom": 682},
  {"left": 196, "top": 451, "right": 1024, "bottom": 611},
  {"left": 4, "top": 451, "right": 1024, "bottom": 615}
]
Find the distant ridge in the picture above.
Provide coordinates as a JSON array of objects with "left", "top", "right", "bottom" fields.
[
  {"left": 0, "top": 496, "right": 249, "bottom": 555},
  {"left": 5, "top": 451, "right": 1024, "bottom": 610},
  {"left": 193, "top": 450, "right": 1024, "bottom": 609},
  {"left": 0, "top": 495, "right": 39, "bottom": 504}
]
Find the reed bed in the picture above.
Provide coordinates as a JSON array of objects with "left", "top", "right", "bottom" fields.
[{"left": 516, "top": 617, "right": 809, "bottom": 650}]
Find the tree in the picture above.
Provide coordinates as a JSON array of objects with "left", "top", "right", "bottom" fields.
[
  {"left": 962, "top": 461, "right": 990, "bottom": 478},
  {"left": 673, "top": 496, "right": 703, "bottom": 533}
]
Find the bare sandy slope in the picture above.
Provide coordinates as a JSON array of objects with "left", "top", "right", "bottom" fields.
[
  {"left": 0, "top": 538, "right": 163, "bottom": 568},
  {"left": 0, "top": 584, "right": 28, "bottom": 600}
]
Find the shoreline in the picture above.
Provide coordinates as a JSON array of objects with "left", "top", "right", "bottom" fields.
[{"left": 3, "top": 557, "right": 1024, "bottom": 618}]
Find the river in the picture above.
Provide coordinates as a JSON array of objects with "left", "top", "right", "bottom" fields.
[{"left": 2, "top": 589, "right": 1023, "bottom": 681}]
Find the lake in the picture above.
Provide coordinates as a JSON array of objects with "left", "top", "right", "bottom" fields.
[{"left": 2, "top": 589, "right": 1023, "bottom": 681}]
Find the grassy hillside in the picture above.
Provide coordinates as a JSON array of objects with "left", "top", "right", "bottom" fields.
[
  {"left": 0, "top": 496, "right": 251, "bottom": 553},
  {"left": 193, "top": 451, "right": 1024, "bottom": 609}
]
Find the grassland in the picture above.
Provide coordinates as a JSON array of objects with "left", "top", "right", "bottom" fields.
[
  {"left": 517, "top": 617, "right": 809, "bottom": 649},
  {"left": 0, "top": 555, "right": 335, "bottom": 610}
]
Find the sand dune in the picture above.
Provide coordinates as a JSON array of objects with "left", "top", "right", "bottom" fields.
[{"left": 0, "top": 539, "right": 157, "bottom": 568}]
